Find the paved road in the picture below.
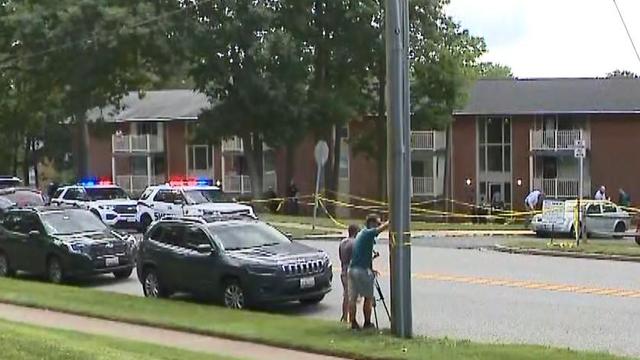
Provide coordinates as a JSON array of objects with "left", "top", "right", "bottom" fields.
[{"left": 81, "top": 237, "right": 640, "bottom": 357}]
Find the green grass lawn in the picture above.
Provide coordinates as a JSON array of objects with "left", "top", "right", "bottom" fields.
[
  {"left": 0, "top": 318, "right": 237, "bottom": 360},
  {"left": 261, "top": 213, "right": 524, "bottom": 234},
  {"left": 0, "top": 278, "right": 627, "bottom": 360},
  {"left": 506, "top": 239, "right": 640, "bottom": 256}
]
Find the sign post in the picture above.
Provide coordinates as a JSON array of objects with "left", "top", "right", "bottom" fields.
[
  {"left": 386, "top": 0, "right": 412, "bottom": 338},
  {"left": 312, "top": 141, "right": 329, "bottom": 230},
  {"left": 574, "top": 140, "right": 586, "bottom": 245}
]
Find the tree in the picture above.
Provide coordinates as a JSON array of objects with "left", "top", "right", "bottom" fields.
[
  {"left": 607, "top": 69, "right": 639, "bottom": 78},
  {"left": 475, "top": 62, "right": 513, "bottom": 79},
  {"left": 1, "top": 0, "right": 188, "bottom": 179},
  {"left": 188, "top": 0, "right": 311, "bottom": 199}
]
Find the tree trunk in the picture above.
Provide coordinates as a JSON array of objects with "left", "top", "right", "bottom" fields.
[
  {"left": 326, "top": 125, "right": 341, "bottom": 216},
  {"left": 11, "top": 135, "right": 19, "bottom": 177},
  {"left": 32, "top": 139, "right": 39, "bottom": 188},
  {"left": 75, "top": 113, "right": 91, "bottom": 179},
  {"left": 22, "top": 138, "right": 30, "bottom": 186},
  {"left": 285, "top": 143, "right": 295, "bottom": 195},
  {"left": 242, "top": 133, "right": 264, "bottom": 200}
]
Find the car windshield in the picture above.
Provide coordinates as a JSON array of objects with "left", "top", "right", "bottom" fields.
[
  {"left": 0, "top": 179, "right": 22, "bottom": 189},
  {"left": 209, "top": 222, "right": 290, "bottom": 250},
  {"left": 40, "top": 210, "right": 108, "bottom": 235},
  {"left": 0, "top": 190, "right": 44, "bottom": 207},
  {"left": 85, "top": 187, "right": 130, "bottom": 201},
  {"left": 184, "top": 189, "right": 229, "bottom": 204}
]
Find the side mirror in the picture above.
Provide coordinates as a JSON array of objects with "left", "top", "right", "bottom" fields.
[
  {"left": 28, "top": 230, "right": 41, "bottom": 238},
  {"left": 196, "top": 244, "right": 214, "bottom": 254}
]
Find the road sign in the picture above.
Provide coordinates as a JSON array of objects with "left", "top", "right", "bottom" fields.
[
  {"left": 574, "top": 139, "right": 586, "bottom": 148},
  {"left": 314, "top": 141, "right": 329, "bottom": 166},
  {"left": 574, "top": 148, "right": 586, "bottom": 158}
]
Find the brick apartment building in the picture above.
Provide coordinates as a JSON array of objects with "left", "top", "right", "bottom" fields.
[
  {"left": 450, "top": 78, "right": 640, "bottom": 211},
  {"left": 84, "top": 78, "right": 640, "bottom": 213}
]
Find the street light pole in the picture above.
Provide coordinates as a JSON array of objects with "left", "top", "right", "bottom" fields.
[{"left": 385, "top": 0, "right": 412, "bottom": 338}]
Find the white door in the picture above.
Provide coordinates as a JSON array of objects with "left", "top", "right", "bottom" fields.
[{"left": 152, "top": 189, "right": 184, "bottom": 218}]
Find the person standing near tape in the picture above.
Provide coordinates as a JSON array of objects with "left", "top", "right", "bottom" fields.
[
  {"left": 339, "top": 224, "right": 360, "bottom": 322},
  {"left": 348, "top": 214, "right": 389, "bottom": 330}
]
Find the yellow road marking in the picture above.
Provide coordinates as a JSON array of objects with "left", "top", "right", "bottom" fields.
[{"left": 335, "top": 267, "right": 640, "bottom": 299}]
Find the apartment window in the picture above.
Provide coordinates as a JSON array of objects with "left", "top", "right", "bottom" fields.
[
  {"left": 135, "top": 122, "right": 158, "bottom": 135},
  {"left": 263, "top": 150, "right": 276, "bottom": 173},
  {"left": 411, "top": 161, "right": 425, "bottom": 177},
  {"left": 188, "top": 145, "right": 210, "bottom": 171},
  {"left": 478, "top": 117, "right": 511, "bottom": 173},
  {"left": 339, "top": 126, "right": 349, "bottom": 180}
]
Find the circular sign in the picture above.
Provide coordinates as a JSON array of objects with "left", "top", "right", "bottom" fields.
[{"left": 314, "top": 141, "right": 329, "bottom": 166}]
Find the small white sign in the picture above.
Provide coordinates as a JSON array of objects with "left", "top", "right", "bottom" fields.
[
  {"left": 300, "top": 276, "right": 315, "bottom": 289},
  {"left": 314, "top": 141, "right": 329, "bottom": 166},
  {"left": 574, "top": 148, "right": 586, "bottom": 158},
  {"left": 574, "top": 139, "right": 586, "bottom": 148}
]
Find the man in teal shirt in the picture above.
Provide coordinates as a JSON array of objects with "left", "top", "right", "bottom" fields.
[{"left": 348, "top": 214, "right": 389, "bottom": 330}]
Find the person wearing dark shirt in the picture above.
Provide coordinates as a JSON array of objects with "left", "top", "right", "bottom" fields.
[
  {"left": 339, "top": 224, "right": 360, "bottom": 322},
  {"left": 347, "top": 214, "right": 389, "bottom": 330}
]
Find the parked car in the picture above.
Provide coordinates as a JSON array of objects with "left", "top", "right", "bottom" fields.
[
  {"left": 0, "top": 187, "right": 46, "bottom": 208},
  {"left": 0, "top": 207, "right": 137, "bottom": 283},
  {"left": 50, "top": 179, "right": 138, "bottom": 228},
  {"left": 136, "top": 216, "right": 332, "bottom": 309},
  {"left": 0, "top": 176, "right": 22, "bottom": 189},
  {"left": 531, "top": 200, "right": 631, "bottom": 238},
  {"left": 136, "top": 179, "right": 255, "bottom": 231}
]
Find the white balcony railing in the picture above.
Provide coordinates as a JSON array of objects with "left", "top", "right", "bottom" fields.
[
  {"left": 411, "top": 131, "right": 446, "bottom": 151},
  {"left": 533, "top": 178, "right": 579, "bottom": 199},
  {"left": 530, "top": 129, "right": 589, "bottom": 151},
  {"left": 411, "top": 177, "right": 435, "bottom": 196},
  {"left": 221, "top": 137, "right": 244, "bottom": 152},
  {"left": 224, "top": 175, "right": 252, "bottom": 194},
  {"left": 112, "top": 134, "right": 163, "bottom": 153},
  {"left": 116, "top": 175, "right": 166, "bottom": 196}
]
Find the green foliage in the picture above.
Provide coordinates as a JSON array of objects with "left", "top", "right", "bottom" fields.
[
  {"left": 475, "top": 62, "right": 514, "bottom": 79},
  {"left": 607, "top": 69, "right": 639, "bottom": 78}
]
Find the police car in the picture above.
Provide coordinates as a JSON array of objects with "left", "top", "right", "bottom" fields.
[
  {"left": 50, "top": 179, "right": 138, "bottom": 227},
  {"left": 136, "top": 178, "right": 256, "bottom": 231}
]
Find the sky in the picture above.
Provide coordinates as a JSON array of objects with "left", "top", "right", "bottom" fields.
[{"left": 446, "top": 0, "right": 640, "bottom": 78}]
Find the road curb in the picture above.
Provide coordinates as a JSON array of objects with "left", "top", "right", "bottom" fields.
[
  {"left": 493, "top": 244, "right": 640, "bottom": 263},
  {"left": 296, "top": 231, "right": 534, "bottom": 242}
]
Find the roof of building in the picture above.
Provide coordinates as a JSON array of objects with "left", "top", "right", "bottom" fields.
[
  {"left": 87, "top": 89, "right": 209, "bottom": 122},
  {"left": 454, "top": 78, "right": 640, "bottom": 115}
]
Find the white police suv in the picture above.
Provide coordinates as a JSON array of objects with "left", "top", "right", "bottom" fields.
[
  {"left": 136, "top": 178, "right": 256, "bottom": 231},
  {"left": 50, "top": 179, "right": 138, "bottom": 227}
]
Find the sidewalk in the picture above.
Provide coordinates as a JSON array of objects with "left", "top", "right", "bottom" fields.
[{"left": 0, "top": 303, "right": 346, "bottom": 360}]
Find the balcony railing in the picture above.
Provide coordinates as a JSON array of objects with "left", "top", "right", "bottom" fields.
[
  {"left": 116, "top": 175, "right": 166, "bottom": 196},
  {"left": 530, "top": 129, "right": 589, "bottom": 151},
  {"left": 112, "top": 134, "right": 163, "bottom": 153},
  {"left": 224, "top": 175, "right": 252, "bottom": 194},
  {"left": 410, "top": 131, "right": 446, "bottom": 151},
  {"left": 221, "top": 137, "right": 244, "bottom": 153},
  {"left": 533, "top": 178, "right": 579, "bottom": 199},
  {"left": 411, "top": 177, "right": 435, "bottom": 196}
]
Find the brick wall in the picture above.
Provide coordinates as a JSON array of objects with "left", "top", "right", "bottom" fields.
[
  {"left": 451, "top": 115, "right": 476, "bottom": 212},
  {"left": 511, "top": 115, "right": 534, "bottom": 210},
  {"left": 165, "top": 122, "right": 186, "bottom": 179}
]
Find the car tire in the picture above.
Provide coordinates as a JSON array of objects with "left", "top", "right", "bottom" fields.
[
  {"left": 140, "top": 214, "right": 152, "bottom": 232},
  {"left": 300, "top": 295, "right": 325, "bottom": 305},
  {"left": 614, "top": 223, "right": 626, "bottom": 239},
  {"left": 222, "top": 279, "right": 247, "bottom": 310},
  {"left": 635, "top": 236, "right": 640, "bottom": 246},
  {"left": 46, "top": 256, "right": 64, "bottom": 284},
  {"left": 113, "top": 268, "right": 133, "bottom": 280},
  {"left": 142, "top": 268, "right": 169, "bottom": 298},
  {"left": 0, "top": 252, "right": 15, "bottom": 277}
]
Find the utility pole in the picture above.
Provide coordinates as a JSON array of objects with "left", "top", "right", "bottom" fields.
[{"left": 385, "top": 0, "right": 412, "bottom": 338}]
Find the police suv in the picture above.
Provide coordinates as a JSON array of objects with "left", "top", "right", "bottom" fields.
[
  {"left": 136, "top": 179, "right": 255, "bottom": 231},
  {"left": 50, "top": 179, "right": 138, "bottom": 227}
]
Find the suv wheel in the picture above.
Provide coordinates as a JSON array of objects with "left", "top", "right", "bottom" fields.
[
  {"left": 300, "top": 295, "right": 325, "bottom": 305},
  {"left": 0, "top": 252, "right": 15, "bottom": 277},
  {"left": 223, "top": 280, "right": 246, "bottom": 309},
  {"left": 140, "top": 214, "right": 152, "bottom": 232},
  {"left": 47, "top": 256, "right": 64, "bottom": 284},
  {"left": 614, "top": 223, "right": 626, "bottom": 239},
  {"left": 142, "top": 268, "right": 169, "bottom": 298},
  {"left": 113, "top": 268, "right": 133, "bottom": 280}
]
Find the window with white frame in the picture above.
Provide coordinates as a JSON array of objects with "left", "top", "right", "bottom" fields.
[
  {"left": 339, "top": 125, "right": 349, "bottom": 179},
  {"left": 187, "top": 145, "right": 212, "bottom": 173}
]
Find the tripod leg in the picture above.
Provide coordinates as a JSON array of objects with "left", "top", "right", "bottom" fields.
[
  {"left": 373, "top": 299, "right": 379, "bottom": 329},
  {"left": 375, "top": 278, "right": 392, "bottom": 322}
]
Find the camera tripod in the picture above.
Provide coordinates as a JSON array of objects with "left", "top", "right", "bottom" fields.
[{"left": 372, "top": 274, "right": 391, "bottom": 329}]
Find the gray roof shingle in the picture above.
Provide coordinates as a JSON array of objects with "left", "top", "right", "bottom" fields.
[
  {"left": 87, "top": 90, "right": 209, "bottom": 122},
  {"left": 454, "top": 78, "right": 640, "bottom": 115}
]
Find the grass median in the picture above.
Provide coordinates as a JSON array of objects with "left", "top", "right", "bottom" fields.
[
  {"left": 0, "top": 277, "right": 626, "bottom": 360},
  {"left": 0, "top": 317, "right": 237, "bottom": 360},
  {"left": 505, "top": 239, "right": 640, "bottom": 257}
]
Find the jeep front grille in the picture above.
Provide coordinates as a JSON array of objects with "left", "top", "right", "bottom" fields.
[{"left": 282, "top": 260, "right": 324, "bottom": 276}]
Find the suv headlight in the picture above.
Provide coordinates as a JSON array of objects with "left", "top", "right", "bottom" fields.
[
  {"left": 67, "top": 242, "right": 90, "bottom": 255},
  {"left": 247, "top": 265, "right": 278, "bottom": 275},
  {"left": 98, "top": 205, "right": 114, "bottom": 211}
]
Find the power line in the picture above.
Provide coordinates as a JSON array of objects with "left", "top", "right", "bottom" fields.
[
  {"left": 612, "top": 0, "right": 640, "bottom": 66},
  {"left": 0, "top": 0, "right": 212, "bottom": 69}
]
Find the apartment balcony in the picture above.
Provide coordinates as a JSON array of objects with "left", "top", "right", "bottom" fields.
[
  {"left": 116, "top": 175, "right": 166, "bottom": 195},
  {"left": 411, "top": 131, "right": 446, "bottom": 151},
  {"left": 530, "top": 129, "right": 589, "bottom": 152},
  {"left": 411, "top": 177, "right": 435, "bottom": 197},
  {"left": 224, "top": 175, "right": 252, "bottom": 194},
  {"left": 221, "top": 137, "right": 244, "bottom": 153},
  {"left": 533, "top": 178, "right": 579, "bottom": 199},
  {"left": 112, "top": 134, "right": 164, "bottom": 154}
]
